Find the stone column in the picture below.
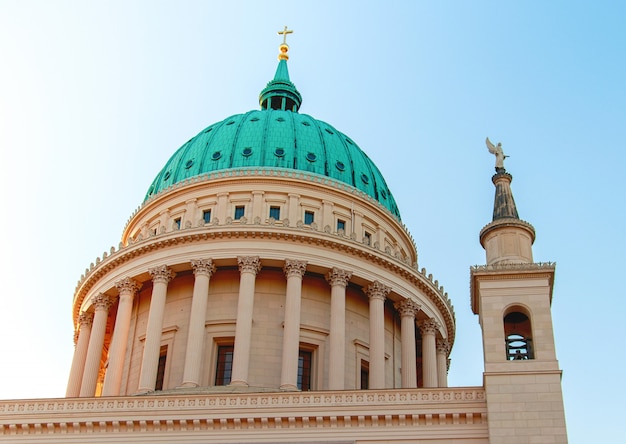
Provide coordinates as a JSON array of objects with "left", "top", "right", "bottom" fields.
[
  {"left": 364, "top": 281, "right": 390, "bottom": 389},
  {"left": 230, "top": 256, "right": 261, "bottom": 387},
  {"left": 280, "top": 259, "right": 307, "bottom": 390},
  {"left": 419, "top": 319, "right": 440, "bottom": 388},
  {"left": 437, "top": 339, "right": 450, "bottom": 388},
  {"left": 137, "top": 265, "right": 175, "bottom": 393},
  {"left": 102, "top": 277, "right": 140, "bottom": 396},
  {"left": 66, "top": 312, "right": 93, "bottom": 397},
  {"left": 79, "top": 294, "right": 113, "bottom": 397},
  {"left": 326, "top": 267, "right": 352, "bottom": 390},
  {"left": 181, "top": 259, "right": 216, "bottom": 388},
  {"left": 394, "top": 299, "right": 421, "bottom": 388}
]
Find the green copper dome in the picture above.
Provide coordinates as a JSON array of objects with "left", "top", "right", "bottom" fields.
[{"left": 145, "top": 51, "right": 400, "bottom": 219}]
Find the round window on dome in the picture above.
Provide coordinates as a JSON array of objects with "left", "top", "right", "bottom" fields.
[
  {"left": 274, "top": 147, "right": 285, "bottom": 157},
  {"left": 301, "top": 121, "right": 310, "bottom": 126},
  {"left": 204, "top": 127, "right": 213, "bottom": 133},
  {"left": 276, "top": 117, "right": 285, "bottom": 122},
  {"left": 336, "top": 161, "right": 345, "bottom": 171},
  {"left": 163, "top": 171, "right": 171, "bottom": 180},
  {"left": 381, "top": 189, "right": 387, "bottom": 199},
  {"left": 306, "top": 152, "right": 317, "bottom": 162},
  {"left": 242, "top": 147, "right": 253, "bottom": 157},
  {"left": 185, "top": 160, "right": 194, "bottom": 169},
  {"left": 250, "top": 117, "right": 260, "bottom": 122},
  {"left": 226, "top": 121, "right": 235, "bottom": 125},
  {"left": 361, "top": 173, "right": 369, "bottom": 184},
  {"left": 212, "top": 151, "right": 222, "bottom": 160},
  {"left": 325, "top": 128, "right": 334, "bottom": 135}
]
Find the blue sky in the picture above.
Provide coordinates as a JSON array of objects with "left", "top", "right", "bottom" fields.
[{"left": 1, "top": 2, "right": 624, "bottom": 442}]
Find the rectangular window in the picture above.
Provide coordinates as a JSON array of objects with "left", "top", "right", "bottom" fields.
[
  {"left": 155, "top": 346, "right": 168, "bottom": 391},
  {"left": 174, "top": 218, "right": 181, "bottom": 229},
  {"left": 234, "top": 206, "right": 245, "bottom": 220},
  {"left": 360, "top": 359, "right": 369, "bottom": 390},
  {"left": 215, "top": 345, "right": 234, "bottom": 386},
  {"left": 269, "top": 206, "right": 280, "bottom": 220},
  {"left": 337, "top": 219, "right": 346, "bottom": 232},
  {"left": 304, "top": 210, "right": 314, "bottom": 225},
  {"left": 298, "top": 349, "right": 313, "bottom": 391},
  {"left": 203, "top": 209, "right": 211, "bottom": 224}
]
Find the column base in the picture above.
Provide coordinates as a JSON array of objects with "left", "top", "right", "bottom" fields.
[
  {"left": 178, "top": 382, "right": 199, "bottom": 388},
  {"left": 228, "top": 380, "right": 249, "bottom": 387},
  {"left": 134, "top": 388, "right": 153, "bottom": 395},
  {"left": 279, "top": 383, "right": 299, "bottom": 391}
]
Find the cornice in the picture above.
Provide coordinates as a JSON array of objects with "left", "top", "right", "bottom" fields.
[
  {"left": 0, "top": 388, "right": 487, "bottom": 438},
  {"left": 73, "top": 223, "right": 456, "bottom": 348},
  {"left": 469, "top": 262, "right": 556, "bottom": 314}
]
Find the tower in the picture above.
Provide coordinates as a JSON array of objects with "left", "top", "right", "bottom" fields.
[{"left": 470, "top": 150, "right": 568, "bottom": 443}]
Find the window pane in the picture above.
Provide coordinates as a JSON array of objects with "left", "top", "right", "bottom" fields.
[
  {"left": 234, "top": 206, "right": 245, "bottom": 220},
  {"left": 269, "top": 206, "right": 280, "bottom": 220},
  {"left": 337, "top": 219, "right": 346, "bottom": 231},
  {"left": 155, "top": 346, "right": 168, "bottom": 391},
  {"left": 203, "top": 210, "right": 211, "bottom": 224},
  {"left": 297, "top": 350, "right": 312, "bottom": 391},
  {"left": 215, "top": 345, "right": 234, "bottom": 385},
  {"left": 304, "top": 211, "right": 314, "bottom": 225}
]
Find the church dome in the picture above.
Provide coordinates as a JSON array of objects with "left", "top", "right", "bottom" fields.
[{"left": 144, "top": 59, "right": 401, "bottom": 219}]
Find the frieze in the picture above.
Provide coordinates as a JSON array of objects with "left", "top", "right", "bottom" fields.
[{"left": 0, "top": 388, "right": 487, "bottom": 437}]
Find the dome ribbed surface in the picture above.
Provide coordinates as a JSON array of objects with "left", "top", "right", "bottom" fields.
[{"left": 145, "top": 109, "right": 400, "bottom": 219}]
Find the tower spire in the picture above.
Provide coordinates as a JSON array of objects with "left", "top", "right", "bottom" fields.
[{"left": 259, "top": 26, "right": 302, "bottom": 112}]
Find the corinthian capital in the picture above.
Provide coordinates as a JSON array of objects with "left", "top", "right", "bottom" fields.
[
  {"left": 364, "top": 281, "right": 391, "bottom": 302},
  {"left": 191, "top": 258, "right": 216, "bottom": 277},
  {"left": 93, "top": 293, "right": 114, "bottom": 312},
  {"left": 149, "top": 265, "right": 175, "bottom": 284},
  {"left": 326, "top": 268, "right": 352, "bottom": 287},
  {"left": 283, "top": 259, "right": 307, "bottom": 279},
  {"left": 394, "top": 299, "right": 421, "bottom": 318},
  {"left": 437, "top": 339, "right": 451, "bottom": 355},
  {"left": 237, "top": 256, "right": 261, "bottom": 275},
  {"left": 115, "top": 277, "right": 140, "bottom": 296},
  {"left": 78, "top": 311, "right": 94, "bottom": 328},
  {"left": 418, "top": 319, "right": 440, "bottom": 336}
]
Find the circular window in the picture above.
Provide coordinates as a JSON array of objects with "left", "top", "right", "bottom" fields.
[
  {"left": 345, "top": 138, "right": 354, "bottom": 145},
  {"left": 226, "top": 120, "right": 235, "bottom": 125},
  {"left": 306, "top": 152, "right": 317, "bottom": 162},
  {"left": 301, "top": 121, "right": 310, "bottom": 127},
  {"left": 250, "top": 117, "right": 260, "bottom": 122},
  {"left": 336, "top": 161, "right": 345, "bottom": 171},
  {"left": 242, "top": 147, "right": 253, "bottom": 157},
  {"left": 204, "top": 127, "right": 213, "bottom": 133},
  {"left": 325, "top": 128, "right": 334, "bottom": 135},
  {"left": 185, "top": 160, "right": 194, "bottom": 169},
  {"left": 274, "top": 147, "right": 285, "bottom": 157},
  {"left": 163, "top": 171, "right": 171, "bottom": 180},
  {"left": 380, "top": 189, "right": 387, "bottom": 199},
  {"left": 276, "top": 117, "right": 285, "bottom": 122},
  {"left": 361, "top": 173, "right": 369, "bottom": 184},
  {"left": 212, "top": 151, "right": 222, "bottom": 160}
]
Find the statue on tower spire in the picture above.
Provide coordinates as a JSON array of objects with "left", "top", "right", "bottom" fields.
[{"left": 486, "top": 137, "right": 509, "bottom": 173}]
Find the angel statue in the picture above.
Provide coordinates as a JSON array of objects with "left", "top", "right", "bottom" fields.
[{"left": 486, "top": 137, "right": 508, "bottom": 173}]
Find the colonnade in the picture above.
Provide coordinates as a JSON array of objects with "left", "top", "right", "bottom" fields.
[{"left": 66, "top": 257, "right": 449, "bottom": 398}]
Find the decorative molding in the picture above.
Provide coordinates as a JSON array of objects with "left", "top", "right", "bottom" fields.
[
  {"left": 237, "top": 256, "right": 261, "bottom": 275},
  {"left": 78, "top": 312, "right": 94, "bottom": 328},
  {"left": 114, "top": 277, "right": 140, "bottom": 296},
  {"left": 394, "top": 299, "right": 421, "bottom": 318},
  {"left": 364, "top": 281, "right": 391, "bottom": 302},
  {"left": 92, "top": 293, "right": 113, "bottom": 312},
  {"left": 283, "top": 259, "right": 307, "bottom": 278},
  {"left": 326, "top": 268, "right": 352, "bottom": 287},
  {"left": 418, "top": 319, "right": 440, "bottom": 336},
  {"left": 148, "top": 265, "right": 175, "bottom": 284},
  {"left": 0, "top": 388, "right": 487, "bottom": 438},
  {"left": 437, "top": 339, "right": 451, "bottom": 355},
  {"left": 190, "top": 258, "right": 216, "bottom": 277}
]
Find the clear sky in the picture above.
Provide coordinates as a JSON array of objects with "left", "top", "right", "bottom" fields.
[{"left": 0, "top": 1, "right": 624, "bottom": 442}]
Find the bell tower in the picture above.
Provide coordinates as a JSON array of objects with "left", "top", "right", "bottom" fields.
[{"left": 470, "top": 143, "right": 568, "bottom": 443}]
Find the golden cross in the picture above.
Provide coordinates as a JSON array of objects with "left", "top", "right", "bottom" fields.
[{"left": 278, "top": 26, "right": 293, "bottom": 45}]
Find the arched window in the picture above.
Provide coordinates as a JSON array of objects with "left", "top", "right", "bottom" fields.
[{"left": 504, "top": 311, "right": 534, "bottom": 360}]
